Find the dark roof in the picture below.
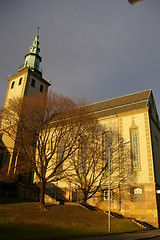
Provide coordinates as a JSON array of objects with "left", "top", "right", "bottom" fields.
[
  {"left": 50, "top": 90, "right": 152, "bottom": 125},
  {"left": 84, "top": 89, "right": 151, "bottom": 118}
]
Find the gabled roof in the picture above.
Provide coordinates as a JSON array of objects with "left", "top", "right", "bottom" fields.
[{"left": 84, "top": 89, "right": 152, "bottom": 118}]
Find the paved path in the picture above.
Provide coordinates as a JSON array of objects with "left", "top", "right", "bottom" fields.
[{"left": 75, "top": 229, "right": 160, "bottom": 240}]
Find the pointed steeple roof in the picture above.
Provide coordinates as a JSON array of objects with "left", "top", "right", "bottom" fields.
[{"left": 23, "top": 29, "right": 42, "bottom": 76}]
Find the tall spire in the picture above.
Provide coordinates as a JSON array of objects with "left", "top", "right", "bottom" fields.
[{"left": 23, "top": 28, "right": 42, "bottom": 76}]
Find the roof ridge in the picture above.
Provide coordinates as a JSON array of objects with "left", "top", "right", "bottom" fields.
[
  {"left": 86, "top": 89, "right": 151, "bottom": 107},
  {"left": 87, "top": 99, "right": 148, "bottom": 116}
]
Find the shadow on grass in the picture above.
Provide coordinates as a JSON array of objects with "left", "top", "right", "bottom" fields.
[
  {"left": 0, "top": 197, "right": 38, "bottom": 204},
  {"left": 80, "top": 202, "right": 101, "bottom": 211},
  {"left": 0, "top": 224, "right": 103, "bottom": 240},
  {"left": 0, "top": 199, "right": 142, "bottom": 239}
]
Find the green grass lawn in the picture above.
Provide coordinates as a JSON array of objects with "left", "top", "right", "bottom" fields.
[{"left": 0, "top": 197, "right": 142, "bottom": 239}]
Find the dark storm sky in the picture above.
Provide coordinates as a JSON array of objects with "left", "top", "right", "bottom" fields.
[{"left": 1, "top": 0, "right": 160, "bottom": 113}]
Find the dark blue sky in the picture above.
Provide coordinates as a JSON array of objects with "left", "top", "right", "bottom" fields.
[{"left": 1, "top": 0, "right": 160, "bottom": 113}]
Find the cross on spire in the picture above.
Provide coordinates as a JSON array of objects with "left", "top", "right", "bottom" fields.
[{"left": 37, "top": 26, "right": 40, "bottom": 36}]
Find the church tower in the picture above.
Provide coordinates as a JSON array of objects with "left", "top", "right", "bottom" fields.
[
  {"left": 3, "top": 30, "right": 51, "bottom": 107},
  {"left": 0, "top": 31, "right": 51, "bottom": 181}
]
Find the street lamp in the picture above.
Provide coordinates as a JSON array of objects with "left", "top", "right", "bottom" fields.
[
  {"left": 108, "top": 146, "right": 111, "bottom": 234},
  {"left": 108, "top": 139, "right": 131, "bottom": 234},
  {"left": 104, "top": 132, "right": 112, "bottom": 235},
  {"left": 128, "top": 0, "right": 143, "bottom": 4}
]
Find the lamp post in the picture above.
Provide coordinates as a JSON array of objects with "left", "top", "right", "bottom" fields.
[
  {"left": 108, "top": 146, "right": 111, "bottom": 234},
  {"left": 108, "top": 139, "right": 131, "bottom": 235},
  {"left": 128, "top": 0, "right": 143, "bottom": 4}
]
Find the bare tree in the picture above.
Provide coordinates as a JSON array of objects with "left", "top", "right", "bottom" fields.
[
  {"left": 67, "top": 124, "right": 134, "bottom": 208},
  {"left": 0, "top": 91, "right": 88, "bottom": 208},
  {"left": 66, "top": 121, "right": 106, "bottom": 203}
]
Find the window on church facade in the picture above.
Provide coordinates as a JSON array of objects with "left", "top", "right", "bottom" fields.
[
  {"left": 40, "top": 84, "right": 44, "bottom": 93},
  {"left": 11, "top": 81, "right": 15, "bottom": 89},
  {"left": 18, "top": 77, "right": 22, "bottom": 85},
  {"left": 102, "top": 132, "right": 112, "bottom": 170},
  {"left": 31, "top": 79, "right": 35, "bottom": 88},
  {"left": 59, "top": 141, "right": 65, "bottom": 162},
  {"left": 102, "top": 189, "right": 114, "bottom": 201},
  {"left": 57, "top": 141, "right": 65, "bottom": 173},
  {"left": 79, "top": 140, "right": 87, "bottom": 174},
  {"left": 131, "top": 129, "right": 140, "bottom": 169}
]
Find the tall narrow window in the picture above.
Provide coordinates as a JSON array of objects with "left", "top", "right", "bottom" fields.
[
  {"left": 31, "top": 79, "right": 35, "bottom": 88},
  {"left": 57, "top": 141, "right": 65, "bottom": 174},
  {"left": 103, "top": 132, "right": 112, "bottom": 170},
  {"left": 79, "top": 140, "right": 87, "bottom": 174},
  {"left": 40, "top": 84, "right": 44, "bottom": 93},
  {"left": 131, "top": 129, "right": 140, "bottom": 169},
  {"left": 18, "top": 77, "right": 22, "bottom": 85},
  {"left": 59, "top": 142, "right": 65, "bottom": 163},
  {"left": 11, "top": 81, "right": 15, "bottom": 89}
]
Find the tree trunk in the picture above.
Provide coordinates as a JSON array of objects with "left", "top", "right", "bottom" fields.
[
  {"left": 40, "top": 180, "right": 46, "bottom": 209},
  {"left": 83, "top": 195, "right": 87, "bottom": 203}
]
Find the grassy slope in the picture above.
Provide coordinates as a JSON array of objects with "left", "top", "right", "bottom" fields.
[{"left": 0, "top": 198, "right": 142, "bottom": 240}]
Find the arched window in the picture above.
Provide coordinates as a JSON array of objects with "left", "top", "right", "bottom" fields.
[
  {"left": 131, "top": 128, "right": 140, "bottom": 169},
  {"left": 102, "top": 132, "right": 112, "bottom": 170}
]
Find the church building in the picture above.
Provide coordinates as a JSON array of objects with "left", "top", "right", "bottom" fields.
[
  {"left": 82, "top": 89, "right": 160, "bottom": 228},
  {"left": 0, "top": 33, "right": 160, "bottom": 228}
]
